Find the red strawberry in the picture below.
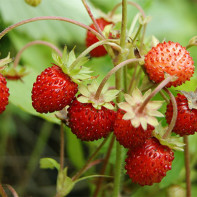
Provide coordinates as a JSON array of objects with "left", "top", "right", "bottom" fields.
[
  {"left": 86, "top": 18, "right": 112, "bottom": 57},
  {"left": 125, "top": 137, "right": 174, "bottom": 186},
  {"left": 114, "top": 109, "right": 154, "bottom": 149},
  {"left": 144, "top": 41, "right": 194, "bottom": 87},
  {"left": 32, "top": 65, "right": 78, "bottom": 113},
  {"left": 68, "top": 98, "right": 116, "bottom": 141},
  {"left": 0, "top": 74, "right": 9, "bottom": 114},
  {"left": 166, "top": 93, "right": 197, "bottom": 136}
]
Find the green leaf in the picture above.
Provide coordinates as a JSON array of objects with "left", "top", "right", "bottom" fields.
[
  {"left": 40, "top": 158, "right": 60, "bottom": 170},
  {"left": 76, "top": 174, "right": 112, "bottom": 183}
]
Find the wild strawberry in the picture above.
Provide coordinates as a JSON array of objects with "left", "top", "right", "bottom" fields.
[
  {"left": 114, "top": 88, "right": 164, "bottom": 148},
  {"left": 144, "top": 41, "right": 194, "bottom": 87},
  {"left": 31, "top": 47, "right": 92, "bottom": 113},
  {"left": 114, "top": 109, "right": 154, "bottom": 148},
  {"left": 32, "top": 65, "right": 78, "bottom": 113},
  {"left": 0, "top": 74, "right": 9, "bottom": 114},
  {"left": 166, "top": 93, "right": 197, "bottom": 136},
  {"left": 125, "top": 137, "right": 174, "bottom": 186},
  {"left": 86, "top": 18, "right": 112, "bottom": 57},
  {"left": 67, "top": 81, "right": 119, "bottom": 141},
  {"left": 68, "top": 98, "right": 116, "bottom": 141}
]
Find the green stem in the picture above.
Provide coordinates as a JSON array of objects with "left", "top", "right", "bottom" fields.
[
  {"left": 93, "top": 136, "right": 115, "bottom": 197},
  {"left": 162, "top": 88, "right": 177, "bottom": 139},
  {"left": 60, "top": 122, "right": 65, "bottom": 171},
  {"left": 14, "top": 40, "right": 62, "bottom": 68},
  {"left": 183, "top": 136, "right": 191, "bottom": 197},
  {"left": 69, "top": 39, "right": 121, "bottom": 70},
  {"left": 0, "top": 16, "right": 103, "bottom": 40},
  {"left": 132, "top": 24, "right": 142, "bottom": 43},
  {"left": 186, "top": 44, "right": 197, "bottom": 49},
  {"left": 72, "top": 136, "right": 109, "bottom": 181}
]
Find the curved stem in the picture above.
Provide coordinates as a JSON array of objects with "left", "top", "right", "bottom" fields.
[
  {"left": 137, "top": 76, "right": 172, "bottom": 114},
  {"left": 94, "top": 58, "right": 142, "bottom": 100},
  {"left": 184, "top": 136, "right": 191, "bottom": 197},
  {"left": 5, "top": 185, "right": 19, "bottom": 197},
  {"left": 162, "top": 88, "right": 177, "bottom": 139},
  {"left": 69, "top": 39, "right": 121, "bottom": 70},
  {"left": 0, "top": 185, "right": 7, "bottom": 197},
  {"left": 13, "top": 40, "right": 62, "bottom": 68},
  {"left": 110, "top": 1, "right": 146, "bottom": 19},
  {"left": 82, "top": 0, "right": 105, "bottom": 39},
  {"left": 93, "top": 135, "right": 115, "bottom": 197},
  {"left": 0, "top": 16, "right": 103, "bottom": 41},
  {"left": 186, "top": 44, "right": 197, "bottom": 49},
  {"left": 72, "top": 136, "right": 109, "bottom": 181}
]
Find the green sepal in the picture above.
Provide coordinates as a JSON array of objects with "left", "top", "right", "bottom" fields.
[
  {"left": 52, "top": 46, "right": 92, "bottom": 84},
  {"left": 0, "top": 53, "right": 12, "bottom": 69},
  {"left": 40, "top": 158, "right": 60, "bottom": 170},
  {"left": 153, "top": 124, "right": 185, "bottom": 151}
]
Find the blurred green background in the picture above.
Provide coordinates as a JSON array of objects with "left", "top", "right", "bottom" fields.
[{"left": 0, "top": 0, "right": 197, "bottom": 196}]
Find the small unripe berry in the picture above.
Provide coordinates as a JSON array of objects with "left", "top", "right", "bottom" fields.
[{"left": 25, "top": 0, "right": 42, "bottom": 7}]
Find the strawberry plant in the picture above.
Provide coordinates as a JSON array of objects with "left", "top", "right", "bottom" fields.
[{"left": 0, "top": 0, "right": 197, "bottom": 197}]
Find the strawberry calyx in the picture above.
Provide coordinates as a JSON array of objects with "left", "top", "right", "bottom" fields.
[
  {"left": 77, "top": 80, "right": 120, "bottom": 110},
  {"left": 0, "top": 53, "right": 13, "bottom": 69},
  {"left": 180, "top": 90, "right": 197, "bottom": 110},
  {"left": 52, "top": 46, "right": 92, "bottom": 84},
  {"left": 153, "top": 124, "right": 185, "bottom": 151},
  {"left": 118, "top": 88, "right": 164, "bottom": 130}
]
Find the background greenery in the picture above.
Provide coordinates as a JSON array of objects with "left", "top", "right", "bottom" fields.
[{"left": 0, "top": 0, "right": 197, "bottom": 196}]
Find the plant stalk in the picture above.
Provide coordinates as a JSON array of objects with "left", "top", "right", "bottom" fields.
[
  {"left": 183, "top": 136, "right": 191, "bottom": 197},
  {"left": 60, "top": 122, "right": 65, "bottom": 171}
]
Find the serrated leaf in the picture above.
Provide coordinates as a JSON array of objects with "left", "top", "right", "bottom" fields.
[
  {"left": 103, "top": 103, "right": 114, "bottom": 110},
  {"left": 40, "top": 158, "right": 60, "bottom": 170},
  {"left": 77, "top": 96, "right": 90, "bottom": 103}
]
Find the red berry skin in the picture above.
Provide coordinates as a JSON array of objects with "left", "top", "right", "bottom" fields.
[
  {"left": 125, "top": 138, "right": 174, "bottom": 186},
  {"left": 144, "top": 41, "right": 194, "bottom": 87},
  {"left": 114, "top": 109, "right": 154, "bottom": 149},
  {"left": 0, "top": 74, "right": 9, "bottom": 114},
  {"left": 32, "top": 65, "right": 78, "bottom": 113},
  {"left": 166, "top": 94, "right": 197, "bottom": 136},
  {"left": 86, "top": 18, "right": 112, "bottom": 57},
  {"left": 68, "top": 99, "right": 116, "bottom": 141}
]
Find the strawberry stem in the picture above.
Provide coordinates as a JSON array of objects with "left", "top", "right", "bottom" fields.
[
  {"left": 69, "top": 39, "right": 122, "bottom": 71},
  {"left": 0, "top": 16, "right": 103, "bottom": 41},
  {"left": 94, "top": 58, "right": 142, "bottom": 101},
  {"left": 72, "top": 136, "right": 109, "bottom": 181},
  {"left": 82, "top": 0, "right": 105, "bottom": 39},
  {"left": 137, "top": 76, "right": 172, "bottom": 114},
  {"left": 183, "top": 136, "right": 192, "bottom": 197},
  {"left": 60, "top": 122, "right": 65, "bottom": 171},
  {"left": 162, "top": 88, "right": 177, "bottom": 139},
  {"left": 0, "top": 185, "right": 7, "bottom": 197},
  {"left": 13, "top": 40, "right": 62, "bottom": 68},
  {"left": 109, "top": 1, "right": 146, "bottom": 19},
  {"left": 93, "top": 135, "right": 115, "bottom": 197},
  {"left": 4, "top": 185, "right": 19, "bottom": 197}
]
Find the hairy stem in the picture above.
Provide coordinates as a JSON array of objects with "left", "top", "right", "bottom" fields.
[
  {"left": 60, "top": 122, "right": 65, "bottom": 171},
  {"left": 14, "top": 40, "right": 62, "bottom": 68},
  {"left": 72, "top": 136, "right": 109, "bottom": 181},
  {"left": 82, "top": 0, "right": 105, "bottom": 38},
  {"left": 69, "top": 39, "right": 121, "bottom": 70},
  {"left": 93, "top": 136, "right": 115, "bottom": 197},
  {"left": 0, "top": 16, "right": 102, "bottom": 40},
  {"left": 110, "top": 1, "right": 145, "bottom": 19},
  {"left": 0, "top": 185, "right": 7, "bottom": 197},
  {"left": 132, "top": 24, "right": 142, "bottom": 43},
  {"left": 137, "top": 76, "right": 172, "bottom": 114},
  {"left": 162, "top": 88, "right": 177, "bottom": 139},
  {"left": 184, "top": 136, "right": 191, "bottom": 197},
  {"left": 94, "top": 58, "right": 142, "bottom": 100},
  {"left": 5, "top": 185, "right": 19, "bottom": 197}
]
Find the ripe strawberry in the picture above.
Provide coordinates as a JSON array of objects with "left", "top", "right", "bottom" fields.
[
  {"left": 144, "top": 41, "right": 194, "bottom": 87},
  {"left": 86, "top": 18, "right": 112, "bottom": 57},
  {"left": 0, "top": 74, "right": 9, "bottom": 114},
  {"left": 165, "top": 93, "right": 197, "bottom": 136},
  {"left": 32, "top": 65, "right": 78, "bottom": 113},
  {"left": 125, "top": 137, "right": 174, "bottom": 186},
  {"left": 114, "top": 109, "right": 154, "bottom": 149},
  {"left": 68, "top": 98, "right": 116, "bottom": 141}
]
